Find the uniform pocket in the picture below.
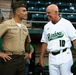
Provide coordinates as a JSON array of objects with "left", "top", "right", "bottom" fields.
[
  {"left": 8, "top": 27, "right": 19, "bottom": 34},
  {"left": 10, "top": 30, "right": 19, "bottom": 34},
  {"left": 22, "top": 31, "right": 28, "bottom": 36}
]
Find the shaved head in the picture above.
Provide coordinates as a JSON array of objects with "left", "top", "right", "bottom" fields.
[
  {"left": 46, "top": 4, "right": 60, "bottom": 24},
  {"left": 46, "top": 4, "right": 59, "bottom": 13}
]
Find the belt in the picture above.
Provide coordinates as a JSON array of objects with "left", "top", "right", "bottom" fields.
[
  {"left": 5, "top": 51, "right": 25, "bottom": 55},
  {"left": 51, "top": 48, "right": 67, "bottom": 55}
]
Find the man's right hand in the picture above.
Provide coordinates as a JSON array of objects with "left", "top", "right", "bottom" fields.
[
  {"left": 0, "top": 52, "right": 12, "bottom": 62},
  {"left": 39, "top": 43, "right": 47, "bottom": 67},
  {"left": 39, "top": 57, "right": 45, "bottom": 67}
]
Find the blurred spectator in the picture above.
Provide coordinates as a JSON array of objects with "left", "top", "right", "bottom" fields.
[
  {"left": 0, "top": 9, "right": 4, "bottom": 23},
  {"left": 24, "top": 44, "right": 34, "bottom": 75}
]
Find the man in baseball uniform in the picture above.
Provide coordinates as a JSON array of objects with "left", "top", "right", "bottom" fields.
[{"left": 39, "top": 4, "right": 76, "bottom": 75}]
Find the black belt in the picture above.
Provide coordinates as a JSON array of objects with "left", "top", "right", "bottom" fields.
[{"left": 51, "top": 48, "right": 67, "bottom": 55}]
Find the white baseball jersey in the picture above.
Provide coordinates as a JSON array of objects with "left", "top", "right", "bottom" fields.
[{"left": 41, "top": 18, "right": 76, "bottom": 52}]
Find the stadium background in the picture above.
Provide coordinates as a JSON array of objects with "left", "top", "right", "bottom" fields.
[{"left": 0, "top": 0, "right": 76, "bottom": 74}]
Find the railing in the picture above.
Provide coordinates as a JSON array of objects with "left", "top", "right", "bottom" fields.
[
  {"left": 1, "top": 9, "right": 76, "bottom": 33},
  {"left": 1, "top": 9, "right": 76, "bottom": 22}
]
